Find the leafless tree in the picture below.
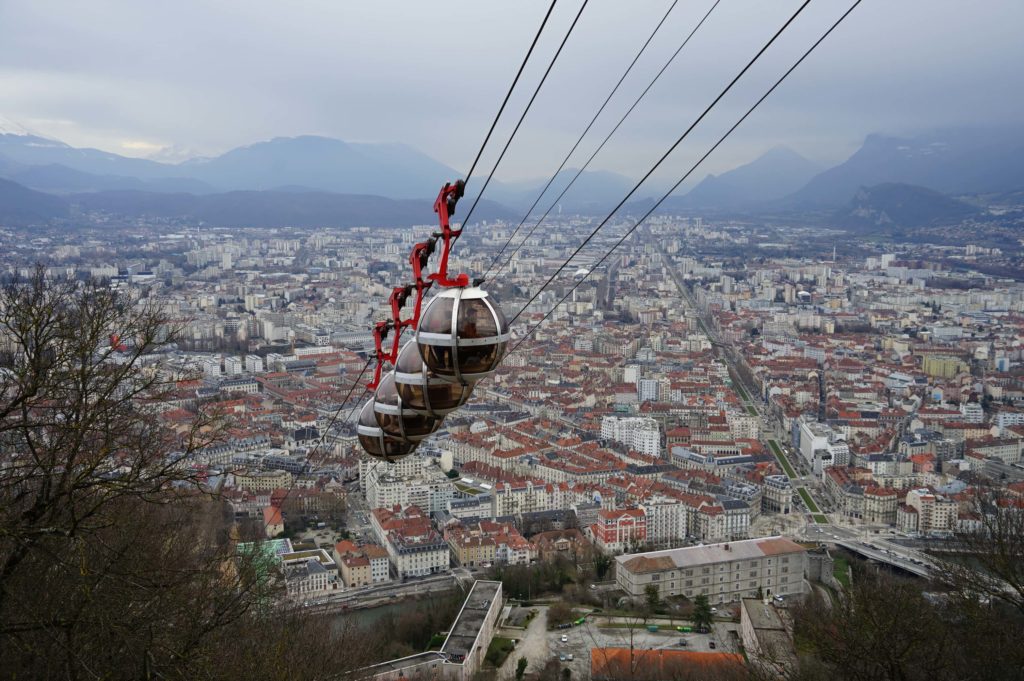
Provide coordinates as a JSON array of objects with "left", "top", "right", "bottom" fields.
[
  {"left": 937, "top": 485, "right": 1024, "bottom": 613},
  {"left": 0, "top": 269, "right": 372, "bottom": 679},
  {"left": 788, "top": 569, "right": 1024, "bottom": 681}
]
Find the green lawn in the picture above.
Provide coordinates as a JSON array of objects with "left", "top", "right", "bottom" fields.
[
  {"left": 833, "top": 556, "right": 851, "bottom": 588},
  {"left": 745, "top": 405, "right": 758, "bottom": 417},
  {"left": 797, "top": 487, "right": 824, "bottom": 516},
  {"left": 813, "top": 514, "right": 829, "bottom": 524},
  {"left": 767, "top": 440, "right": 797, "bottom": 479},
  {"left": 485, "top": 637, "right": 516, "bottom": 668}
]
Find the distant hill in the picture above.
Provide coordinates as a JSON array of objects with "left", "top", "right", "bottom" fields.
[
  {"left": 69, "top": 188, "right": 516, "bottom": 228},
  {"left": 6, "top": 129, "right": 1024, "bottom": 221},
  {"left": 179, "top": 136, "right": 462, "bottom": 198},
  {"left": 486, "top": 168, "right": 635, "bottom": 213},
  {"left": 0, "top": 178, "right": 69, "bottom": 225},
  {"left": 0, "top": 134, "right": 184, "bottom": 180},
  {"left": 0, "top": 133, "right": 462, "bottom": 199},
  {"left": 837, "top": 183, "right": 981, "bottom": 229},
  {"left": 680, "top": 146, "right": 821, "bottom": 207},
  {"left": 788, "top": 128, "right": 1024, "bottom": 207},
  {"left": 0, "top": 133, "right": 637, "bottom": 211},
  {"left": 0, "top": 158, "right": 214, "bottom": 195}
]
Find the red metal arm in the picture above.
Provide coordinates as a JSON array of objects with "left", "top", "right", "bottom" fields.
[
  {"left": 367, "top": 179, "right": 470, "bottom": 390},
  {"left": 429, "top": 180, "right": 469, "bottom": 288},
  {"left": 368, "top": 320, "right": 393, "bottom": 390}
]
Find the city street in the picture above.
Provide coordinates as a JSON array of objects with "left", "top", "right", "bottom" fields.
[{"left": 652, "top": 230, "right": 833, "bottom": 533}]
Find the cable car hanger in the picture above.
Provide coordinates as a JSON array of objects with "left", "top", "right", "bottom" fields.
[{"left": 368, "top": 179, "right": 473, "bottom": 391}]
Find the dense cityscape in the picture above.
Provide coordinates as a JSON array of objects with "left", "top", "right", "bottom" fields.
[{"left": 3, "top": 207, "right": 1023, "bottom": 678}]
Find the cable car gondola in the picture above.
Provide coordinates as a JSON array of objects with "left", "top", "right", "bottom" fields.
[
  {"left": 416, "top": 286, "right": 509, "bottom": 385},
  {"left": 357, "top": 399, "right": 418, "bottom": 463},
  {"left": 372, "top": 371, "right": 442, "bottom": 443},
  {"left": 393, "top": 340, "right": 475, "bottom": 418}
]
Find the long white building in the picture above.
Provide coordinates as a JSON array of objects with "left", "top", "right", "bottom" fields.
[{"left": 616, "top": 536, "right": 808, "bottom": 605}]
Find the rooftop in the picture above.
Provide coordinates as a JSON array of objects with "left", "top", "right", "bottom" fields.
[
  {"left": 439, "top": 580, "right": 502, "bottom": 660},
  {"left": 617, "top": 536, "right": 806, "bottom": 574}
]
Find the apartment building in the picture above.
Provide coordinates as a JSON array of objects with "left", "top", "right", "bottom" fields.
[
  {"left": 601, "top": 415, "right": 662, "bottom": 457},
  {"left": 372, "top": 505, "right": 450, "bottom": 579},
  {"left": 366, "top": 463, "right": 454, "bottom": 513},
  {"left": 235, "top": 468, "right": 292, "bottom": 492},
  {"left": 340, "top": 554, "right": 372, "bottom": 587},
  {"left": 335, "top": 541, "right": 391, "bottom": 586},
  {"left": 592, "top": 508, "right": 647, "bottom": 554},
  {"left": 762, "top": 475, "right": 792, "bottom": 514},
  {"left": 899, "top": 488, "right": 958, "bottom": 535},
  {"left": 640, "top": 498, "right": 688, "bottom": 549},
  {"left": 822, "top": 467, "right": 897, "bottom": 524},
  {"left": 365, "top": 544, "right": 391, "bottom": 583}
]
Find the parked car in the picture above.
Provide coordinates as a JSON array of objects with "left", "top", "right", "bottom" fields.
[
  {"left": 560, "top": 635, "right": 568, "bottom": 643},
  {"left": 709, "top": 641, "right": 717, "bottom": 649}
]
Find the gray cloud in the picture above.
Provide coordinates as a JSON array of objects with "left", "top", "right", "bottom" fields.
[{"left": 1, "top": 0, "right": 1022, "bottom": 184}]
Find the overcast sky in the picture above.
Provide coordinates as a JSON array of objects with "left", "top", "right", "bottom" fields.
[{"left": 1, "top": 0, "right": 1022, "bottom": 183}]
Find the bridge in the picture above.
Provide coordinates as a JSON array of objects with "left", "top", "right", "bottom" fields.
[{"left": 834, "top": 540, "right": 934, "bottom": 578}]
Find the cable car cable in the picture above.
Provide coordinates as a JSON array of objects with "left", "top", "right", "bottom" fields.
[
  {"left": 482, "top": 0, "right": 682, "bottom": 281},
  {"left": 508, "top": 0, "right": 811, "bottom": 326},
  {"left": 465, "top": 0, "right": 560, "bottom": 185},
  {"left": 505, "top": 0, "right": 863, "bottom": 358},
  {"left": 487, "top": 0, "right": 722, "bottom": 281},
  {"left": 459, "top": 0, "right": 590, "bottom": 230}
]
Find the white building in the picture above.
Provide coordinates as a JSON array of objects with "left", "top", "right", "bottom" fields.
[
  {"left": 901, "top": 488, "right": 958, "bottom": 535},
  {"left": 631, "top": 422, "right": 661, "bottom": 457},
  {"left": 798, "top": 420, "right": 847, "bottom": 477},
  {"left": 995, "top": 409, "right": 1024, "bottom": 434},
  {"left": 602, "top": 416, "right": 661, "bottom": 456},
  {"left": 362, "top": 457, "right": 454, "bottom": 513},
  {"left": 202, "top": 357, "right": 222, "bottom": 379},
  {"left": 638, "top": 378, "right": 660, "bottom": 403},
  {"left": 245, "top": 354, "right": 265, "bottom": 373},
  {"left": 293, "top": 345, "right": 335, "bottom": 357},
  {"left": 284, "top": 559, "right": 330, "bottom": 598},
  {"left": 798, "top": 420, "right": 829, "bottom": 468},
  {"left": 224, "top": 355, "right": 243, "bottom": 375},
  {"left": 959, "top": 401, "right": 984, "bottom": 423},
  {"left": 640, "top": 498, "right": 688, "bottom": 548},
  {"left": 616, "top": 536, "right": 808, "bottom": 605}
]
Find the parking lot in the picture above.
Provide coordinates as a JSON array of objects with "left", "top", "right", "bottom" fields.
[{"left": 544, "top": 618, "right": 738, "bottom": 678}]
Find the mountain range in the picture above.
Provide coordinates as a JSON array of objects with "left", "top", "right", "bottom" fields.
[
  {"left": 836, "top": 183, "right": 982, "bottom": 230},
  {"left": 673, "top": 146, "right": 823, "bottom": 208},
  {"left": 1, "top": 127, "right": 1022, "bottom": 229},
  {"left": 787, "top": 128, "right": 1024, "bottom": 208}
]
